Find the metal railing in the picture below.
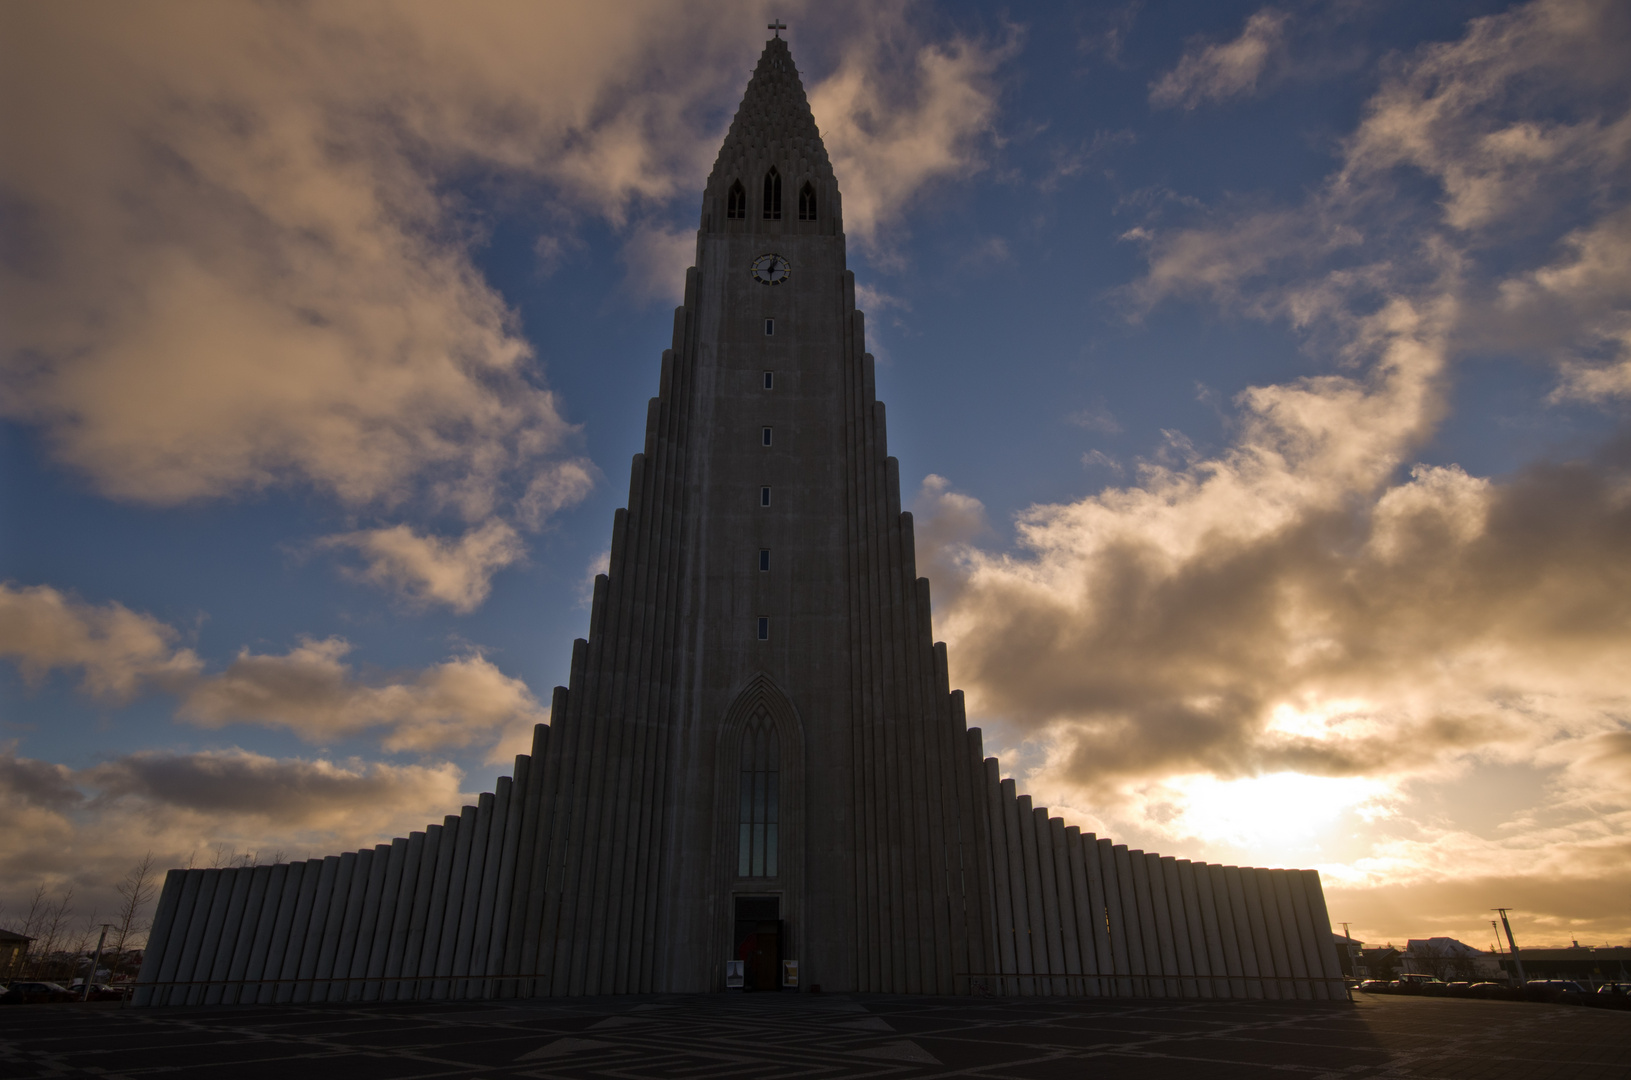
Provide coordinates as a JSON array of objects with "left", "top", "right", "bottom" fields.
[
  {"left": 125, "top": 971, "right": 562, "bottom": 1007},
  {"left": 954, "top": 971, "right": 1353, "bottom": 1000}
]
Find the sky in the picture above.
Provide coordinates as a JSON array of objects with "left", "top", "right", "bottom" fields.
[{"left": 2, "top": 0, "right": 1627, "bottom": 954}]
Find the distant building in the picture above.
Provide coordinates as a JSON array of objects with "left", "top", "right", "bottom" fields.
[
  {"left": 1498, "top": 946, "right": 1631, "bottom": 986},
  {"left": 1332, "top": 933, "right": 1363, "bottom": 977},
  {"left": 0, "top": 928, "right": 33, "bottom": 977},
  {"left": 1403, "top": 937, "right": 1501, "bottom": 981}
]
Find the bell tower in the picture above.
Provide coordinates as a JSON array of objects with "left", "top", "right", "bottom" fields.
[{"left": 567, "top": 32, "right": 997, "bottom": 994}]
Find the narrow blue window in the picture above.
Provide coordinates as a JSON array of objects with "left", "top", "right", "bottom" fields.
[
  {"left": 757, "top": 617, "right": 769, "bottom": 640},
  {"left": 762, "top": 427, "right": 772, "bottom": 446},
  {"left": 759, "top": 549, "right": 770, "bottom": 572},
  {"left": 765, "top": 318, "right": 774, "bottom": 336},
  {"left": 760, "top": 486, "right": 771, "bottom": 506},
  {"left": 763, "top": 371, "right": 774, "bottom": 389},
  {"left": 738, "top": 720, "right": 779, "bottom": 877}
]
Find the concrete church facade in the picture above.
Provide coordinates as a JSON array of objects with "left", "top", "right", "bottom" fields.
[{"left": 136, "top": 35, "right": 1344, "bottom": 1005}]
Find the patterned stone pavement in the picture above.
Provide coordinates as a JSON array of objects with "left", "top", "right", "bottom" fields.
[{"left": 2, "top": 991, "right": 1628, "bottom": 1079}]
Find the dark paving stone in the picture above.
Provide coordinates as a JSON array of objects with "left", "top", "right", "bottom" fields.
[{"left": 1, "top": 992, "right": 1628, "bottom": 1078}]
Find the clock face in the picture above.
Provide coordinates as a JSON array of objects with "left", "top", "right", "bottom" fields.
[{"left": 750, "top": 253, "right": 791, "bottom": 286}]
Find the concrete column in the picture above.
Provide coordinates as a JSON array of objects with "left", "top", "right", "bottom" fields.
[
  {"left": 1269, "top": 869, "right": 1313, "bottom": 999},
  {"left": 203, "top": 868, "right": 252, "bottom": 1005},
  {"left": 1127, "top": 852, "right": 1164, "bottom": 996},
  {"left": 980, "top": 759, "right": 1016, "bottom": 991},
  {"left": 1159, "top": 857, "right": 1198, "bottom": 997},
  {"left": 1254, "top": 869, "right": 1299, "bottom": 998},
  {"left": 1182, "top": 861, "right": 1223, "bottom": 999},
  {"left": 1110, "top": 844, "right": 1142, "bottom": 995},
  {"left": 399, "top": 825, "right": 441, "bottom": 1000},
  {"left": 1031, "top": 808, "right": 1067, "bottom": 993},
  {"left": 1088, "top": 837, "right": 1121, "bottom": 994},
  {"left": 291, "top": 857, "right": 339, "bottom": 1003},
  {"left": 1142, "top": 853, "right": 1180, "bottom": 996},
  {"left": 1016, "top": 795, "right": 1052, "bottom": 994},
  {"left": 1174, "top": 860, "right": 1212, "bottom": 998},
  {"left": 1285, "top": 869, "right": 1329, "bottom": 1000},
  {"left": 174, "top": 870, "right": 222, "bottom": 1005},
  {"left": 1222, "top": 865, "right": 1265, "bottom": 998},
  {"left": 962, "top": 723, "right": 999, "bottom": 986},
  {"left": 382, "top": 832, "right": 425, "bottom": 1000},
  {"left": 273, "top": 860, "right": 322, "bottom": 1003},
  {"left": 312, "top": 852, "right": 355, "bottom": 1002},
  {"left": 417, "top": 817, "right": 459, "bottom": 995},
  {"left": 224, "top": 866, "right": 273, "bottom": 1005},
  {"left": 999, "top": 779, "right": 1034, "bottom": 992},
  {"left": 1064, "top": 826, "right": 1098, "bottom": 994},
  {"left": 451, "top": 793, "right": 494, "bottom": 998},
  {"left": 259, "top": 861, "right": 307, "bottom": 1004},
  {"left": 1237, "top": 867, "right": 1280, "bottom": 999},
  {"left": 1300, "top": 870, "right": 1346, "bottom": 997},
  {"left": 485, "top": 755, "right": 528, "bottom": 996},
  {"left": 133, "top": 869, "right": 186, "bottom": 1006},
  {"left": 470, "top": 777, "right": 511, "bottom": 997},
  {"left": 344, "top": 845, "right": 390, "bottom": 1001},
  {"left": 1202, "top": 864, "right": 1243, "bottom": 998},
  {"left": 328, "top": 848, "right": 373, "bottom": 1002},
  {"left": 361, "top": 839, "right": 407, "bottom": 1000},
  {"left": 241, "top": 863, "right": 288, "bottom": 1005},
  {"left": 435, "top": 804, "right": 479, "bottom": 997}
]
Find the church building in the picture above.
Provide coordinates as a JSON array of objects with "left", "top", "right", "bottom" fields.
[{"left": 136, "top": 33, "right": 1343, "bottom": 1005}]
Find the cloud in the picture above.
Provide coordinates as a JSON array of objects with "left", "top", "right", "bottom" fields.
[
  {"left": 1068, "top": 402, "right": 1123, "bottom": 434},
  {"left": 0, "top": 583, "right": 202, "bottom": 701},
  {"left": 0, "top": 747, "right": 474, "bottom": 924},
  {"left": 321, "top": 520, "right": 527, "bottom": 614},
  {"left": 914, "top": 0, "right": 1631, "bottom": 947},
  {"left": 1150, "top": 8, "right": 1289, "bottom": 110},
  {"left": 1128, "top": 0, "right": 1631, "bottom": 393},
  {"left": 178, "top": 637, "right": 548, "bottom": 753},
  {"left": 621, "top": 222, "right": 699, "bottom": 304},
  {"left": 0, "top": 3, "right": 1018, "bottom": 524},
  {"left": 809, "top": 18, "right": 1016, "bottom": 246},
  {"left": 83, "top": 749, "right": 463, "bottom": 824},
  {"left": 0, "top": 583, "right": 545, "bottom": 753}
]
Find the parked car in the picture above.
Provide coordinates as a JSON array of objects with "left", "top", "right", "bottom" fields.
[
  {"left": 70, "top": 982, "right": 127, "bottom": 1002},
  {"left": 1444, "top": 981, "right": 1472, "bottom": 997},
  {"left": 0, "top": 981, "right": 78, "bottom": 1004},
  {"left": 1597, "top": 982, "right": 1631, "bottom": 996},
  {"left": 1357, "top": 979, "right": 1391, "bottom": 993},
  {"left": 1468, "top": 982, "right": 1513, "bottom": 999},
  {"left": 1390, "top": 974, "right": 1446, "bottom": 995},
  {"left": 1524, "top": 979, "right": 1588, "bottom": 1002}
]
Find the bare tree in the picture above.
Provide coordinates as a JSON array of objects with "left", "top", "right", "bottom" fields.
[
  {"left": 109, "top": 852, "right": 159, "bottom": 976},
  {"left": 27, "top": 885, "right": 75, "bottom": 981}
]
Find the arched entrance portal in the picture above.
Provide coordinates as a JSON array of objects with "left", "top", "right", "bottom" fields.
[{"left": 712, "top": 674, "right": 803, "bottom": 990}]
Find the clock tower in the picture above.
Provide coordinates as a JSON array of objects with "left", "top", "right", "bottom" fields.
[{"left": 516, "top": 32, "right": 999, "bottom": 994}]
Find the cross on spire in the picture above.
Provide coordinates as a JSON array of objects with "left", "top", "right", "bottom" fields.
[{"left": 768, "top": 19, "right": 786, "bottom": 38}]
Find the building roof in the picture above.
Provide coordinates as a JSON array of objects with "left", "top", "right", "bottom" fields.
[{"left": 0, "top": 928, "right": 34, "bottom": 944}]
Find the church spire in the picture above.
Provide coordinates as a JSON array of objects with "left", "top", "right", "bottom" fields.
[{"left": 704, "top": 36, "right": 839, "bottom": 234}]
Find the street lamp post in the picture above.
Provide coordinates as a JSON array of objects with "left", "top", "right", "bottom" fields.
[{"left": 81, "top": 924, "right": 111, "bottom": 1002}]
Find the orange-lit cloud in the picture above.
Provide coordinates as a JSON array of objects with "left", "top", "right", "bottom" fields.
[
  {"left": 920, "top": 0, "right": 1631, "bottom": 947},
  {"left": 0, "top": 583, "right": 545, "bottom": 755},
  {"left": 0, "top": 748, "right": 477, "bottom": 917}
]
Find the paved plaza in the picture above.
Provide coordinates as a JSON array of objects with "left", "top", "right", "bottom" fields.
[{"left": 3, "top": 991, "right": 1629, "bottom": 1079}]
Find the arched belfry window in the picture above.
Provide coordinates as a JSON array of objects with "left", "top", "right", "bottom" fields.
[
  {"left": 737, "top": 717, "right": 779, "bottom": 877},
  {"left": 727, "top": 180, "right": 746, "bottom": 220},
  {"left": 798, "top": 182, "right": 816, "bottom": 221},
  {"left": 763, "top": 168, "right": 782, "bottom": 220}
]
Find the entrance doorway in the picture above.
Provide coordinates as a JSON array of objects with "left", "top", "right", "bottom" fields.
[{"left": 733, "top": 896, "right": 782, "bottom": 991}]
